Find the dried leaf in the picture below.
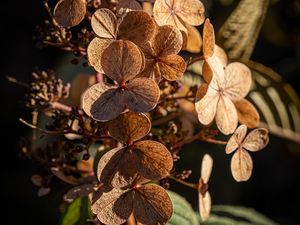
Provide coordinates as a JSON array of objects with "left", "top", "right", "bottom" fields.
[
  {"left": 158, "top": 55, "right": 186, "bottom": 81},
  {"left": 117, "top": 0, "right": 142, "bottom": 16},
  {"left": 92, "top": 185, "right": 134, "bottom": 225},
  {"left": 101, "top": 40, "right": 143, "bottom": 83},
  {"left": 91, "top": 8, "right": 117, "bottom": 39},
  {"left": 243, "top": 128, "right": 269, "bottom": 152},
  {"left": 153, "top": 0, "right": 205, "bottom": 33},
  {"left": 133, "top": 140, "right": 173, "bottom": 180},
  {"left": 64, "top": 184, "right": 95, "bottom": 203},
  {"left": 54, "top": 0, "right": 86, "bottom": 27},
  {"left": 87, "top": 38, "right": 112, "bottom": 73},
  {"left": 82, "top": 84, "right": 125, "bottom": 121},
  {"left": 134, "top": 184, "right": 173, "bottom": 225},
  {"left": 224, "top": 63, "right": 252, "bottom": 101},
  {"left": 201, "top": 154, "right": 213, "bottom": 184},
  {"left": 231, "top": 149, "right": 253, "bottom": 182},
  {"left": 108, "top": 112, "right": 151, "bottom": 143},
  {"left": 225, "top": 124, "right": 247, "bottom": 154},
  {"left": 153, "top": 25, "right": 183, "bottom": 56},
  {"left": 125, "top": 78, "right": 160, "bottom": 112},
  {"left": 234, "top": 99, "right": 260, "bottom": 128},
  {"left": 215, "top": 96, "right": 238, "bottom": 135},
  {"left": 199, "top": 191, "right": 211, "bottom": 221},
  {"left": 97, "top": 147, "right": 137, "bottom": 188},
  {"left": 184, "top": 24, "right": 202, "bottom": 53},
  {"left": 118, "top": 11, "right": 156, "bottom": 47},
  {"left": 203, "top": 19, "right": 215, "bottom": 58}
]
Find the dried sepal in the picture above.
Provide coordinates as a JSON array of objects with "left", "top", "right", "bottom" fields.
[
  {"left": 82, "top": 84, "right": 125, "bottom": 121},
  {"left": 108, "top": 112, "right": 151, "bottom": 143},
  {"left": 124, "top": 78, "right": 160, "bottom": 112},
  {"left": 91, "top": 8, "right": 117, "bottom": 39},
  {"left": 234, "top": 99, "right": 260, "bottom": 128},
  {"left": 101, "top": 40, "right": 143, "bottom": 83},
  {"left": 225, "top": 124, "right": 247, "bottom": 154},
  {"left": 54, "top": 0, "right": 86, "bottom": 27},
  {"left": 231, "top": 148, "right": 253, "bottom": 182},
  {"left": 118, "top": 11, "right": 156, "bottom": 47},
  {"left": 133, "top": 140, "right": 173, "bottom": 181},
  {"left": 203, "top": 19, "right": 215, "bottom": 58},
  {"left": 198, "top": 191, "right": 211, "bottom": 221},
  {"left": 201, "top": 154, "right": 213, "bottom": 184},
  {"left": 153, "top": 0, "right": 205, "bottom": 33},
  {"left": 243, "top": 128, "right": 269, "bottom": 152},
  {"left": 183, "top": 25, "right": 202, "bottom": 53},
  {"left": 134, "top": 184, "right": 173, "bottom": 224},
  {"left": 64, "top": 184, "right": 95, "bottom": 203},
  {"left": 158, "top": 55, "right": 186, "bottom": 81}
]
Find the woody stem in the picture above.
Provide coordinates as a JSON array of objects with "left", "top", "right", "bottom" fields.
[{"left": 169, "top": 175, "right": 198, "bottom": 190}]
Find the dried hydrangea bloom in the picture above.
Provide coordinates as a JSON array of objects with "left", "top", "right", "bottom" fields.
[
  {"left": 83, "top": 40, "right": 160, "bottom": 121},
  {"left": 153, "top": 0, "right": 205, "bottom": 34},
  {"left": 54, "top": 0, "right": 86, "bottom": 27},
  {"left": 198, "top": 154, "right": 213, "bottom": 221},
  {"left": 226, "top": 125, "right": 269, "bottom": 182},
  {"left": 139, "top": 25, "right": 186, "bottom": 82},
  {"left": 91, "top": 183, "right": 173, "bottom": 225},
  {"left": 97, "top": 112, "right": 173, "bottom": 188},
  {"left": 195, "top": 60, "right": 253, "bottom": 135},
  {"left": 88, "top": 8, "right": 155, "bottom": 73}
]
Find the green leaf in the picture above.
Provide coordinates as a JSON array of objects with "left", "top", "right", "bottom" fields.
[
  {"left": 202, "top": 214, "right": 252, "bottom": 225},
  {"left": 167, "top": 191, "right": 199, "bottom": 225},
  {"left": 60, "top": 197, "right": 92, "bottom": 225}
]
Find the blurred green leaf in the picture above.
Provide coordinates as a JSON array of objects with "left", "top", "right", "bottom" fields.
[
  {"left": 60, "top": 197, "right": 92, "bottom": 225},
  {"left": 167, "top": 191, "right": 199, "bottom": 225}
]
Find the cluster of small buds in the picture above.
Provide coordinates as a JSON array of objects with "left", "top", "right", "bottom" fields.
[
  {"left": 174, "top": 170, "right": 192, "bottom": 180},
  {"left": 26, "top": 70, "right": 70, "bottom": 110}
]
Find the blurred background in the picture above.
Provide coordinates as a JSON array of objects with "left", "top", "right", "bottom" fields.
[{"left": 0, "top": 0, "right": 299, "bottom": 224}]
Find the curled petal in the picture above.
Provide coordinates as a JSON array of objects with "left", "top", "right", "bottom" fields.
[
  {"left": 125, "top": 78, "right": 160, "bottom": 112},
  {"left": 224, "top": 62, "right": 252, "bottom": 101},
  {"left": 203, "top": 19, "right": 215, "bottom": 59},
  {"left": 243, "top": 128, "right": 269, "bottom": 152},
  {"left": 216, "top": 96, "right": 238, "bottom": 135},
  {"left": 225, "top": 124, "right": 247, "bottom": 154},
  {"left": 183, "top": 25, "right": 202, "bottom": 53},
  {"left": 231, "top": 148, "right": 253, "bottom": 182},
  {"left": 195, "top": 83, "right": 209, "bottom": 102},
  {"left": 158, "top": 55, "right": 186, "bottom": 81},
  {"left": 91, "top": 8, "right": 117, "bottom": 39},
  {"left": 234, "top": 99, "right": 260, "bottom": 128}
]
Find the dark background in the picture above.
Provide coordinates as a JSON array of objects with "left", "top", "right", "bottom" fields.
[{"left": 0, "top": 0, "right": 299, "bottom": 224}]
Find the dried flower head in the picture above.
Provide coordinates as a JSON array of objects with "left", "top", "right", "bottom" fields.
[
  {"left": 54, "top": 0, "right": 87, "bottom": 27},
  {"left": 91, "top": 183, "right": 173, "bottom": 225},
  {"left": 198, "top": 154, "right": 213, "bottom": 221},
  {"left": 83, "top": 40, "right": 160, "bottom": 121},
  {"left": 88, "top": 8, "right": 155, "bottom": 73},
  {"left": 226, "top": 125, "right": 269, "bottom": 182},
  {"left": 139, "top": 25, "right": 186, "bottom": 82},
  {"left": 97, "top": 112, "right": 173, "bottom": 188},
  {"left": 153, "top": 0, "right": 205, "bottom": 34}
]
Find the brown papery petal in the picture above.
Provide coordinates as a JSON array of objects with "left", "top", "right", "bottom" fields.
[
  {"left": 199, "top": 191, "right": 211, "bottom": 221},
  {"left": 108, "top": 112, "right": 151, "bottom": 143},
  {"left": 101, "top": 40, "right": 142, "bottom": 83},
  {"left": 214, "top": 45, "right": 228, "bottom": 67},
  {"left": 118, "top": 11, "right": 156, "bottom": 47},
  {"left": 64, "top": 184, "right": 95, "bottom": 203},
  {"left": 234, "top": 99, "right": 260, "bottom": 128},
  {"left": 92, "top": 185, "right": 133, "bottom": 225},
  {"left": 201, "top": 154, "right": 213, "bottom": 184},
  {"left": 206, "top": 56, "right": 226, "bottom": 87},
  {"left": 195, "top": 88, "right": 219, "bottom": 125},
  {"left": 153, "top": 0, "right": 188, "bottom": 33},
  {"left": 54, "top": 0, "right": 86, "bottom": 27},
  {"left": 87, "top": 38, "right": 112, "bottom": 73},
  {"left": 225, "top": 124, "right": 247, "bottom": 154},
  {"left": 153, "top": 25, "right": 183, "bottom": 56},
  {"left": 243, "top": 128, "right": 269, "bottom": 152},
  {"left": 91, "top": 8, "right": 117, "bottom": 39},
  {"left": 203, "top": 19, "right": 215, "bottom": 59},
  {"left": 132, "top": 140, "right": 173, "bottom": 181},
  {"left": 125, "top": 78, "right": 160, "bottom": 112},
  {"left": 82, "top": 84, "right": 125, "bottom": 121},
  {"left": 216, "top": 96, "right": 238, "bottom": 135},
  {"left": 224, "top": 62, "right": 252, "bottom": 101},
  {"left": 97, "top": 147, "right": 137, "bottom": 188},
  {"left": 202, "top": 61, "right": 213, "bottom": 83},
  {"left": 184, "top": 24, "right": 202, "bottom": 53},
  {"left": 173, "top": 0, "right": 205, "bottom": 26},
  {"left": 195, "top": 83, "right": 209, "bottom": 102},
  {"left": 231, "top": 148, "right": 253, "bottom": 182},
  {"left": 134, "top": 184, "right": 173, "bottom": 225},
  {"left": 158, "top": 55, "right": 186, "bottom": 81},
  {"left": 116, "top": 0, "right": 142, "bottom": 17}
]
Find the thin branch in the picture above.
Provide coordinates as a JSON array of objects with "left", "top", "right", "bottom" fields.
[
  {"left": 169, "top": 175, "right": 198, "bottom": 190},
  {"left": 6, "top": 76, "right": 30, "bottom": 88},
  {"left": 187, "top": 56, "right": 204, "bottom": 67}
]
